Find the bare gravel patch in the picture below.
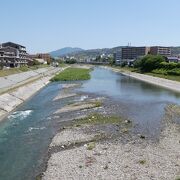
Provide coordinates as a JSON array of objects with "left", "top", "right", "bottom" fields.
[
  {"left": 62, "top": 84, "right": 81, "bottom": 89},
  {"left": 53, "top": 92, "right": 77, "bottom": 101},
  {"left": 43, "top": 123, "right": 180, "bottom": 180},
  {"left": 54, "top": 102, "right": 99, "bottom": 114},
  {"left": 50, "top": 126, "right": 100, "bottom": 148}
]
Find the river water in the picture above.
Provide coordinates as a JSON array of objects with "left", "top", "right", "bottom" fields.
[{"left": 0, "top": 67, "right": 179, "bottom": 180}]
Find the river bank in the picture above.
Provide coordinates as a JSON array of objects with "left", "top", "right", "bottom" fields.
[
  {"left": 0, "top": 67, "right": 62, "bottom": 122},
  {"left": 0, "top": 66, "right": 179, "bottom": 180},
  {"left": 41, "top": 80, "right": 180, "bottom": 180},
  {"left": 104, "top": 66, "right": 180, "bottom": 93}
]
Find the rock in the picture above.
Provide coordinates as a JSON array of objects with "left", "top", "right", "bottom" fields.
[{"left": 104, "top": 165, "right": 108, "bottom": 170}]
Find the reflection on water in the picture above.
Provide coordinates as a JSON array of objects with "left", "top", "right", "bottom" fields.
[{"left": 79, "top": 67, "right": 180, "bottom": 136}]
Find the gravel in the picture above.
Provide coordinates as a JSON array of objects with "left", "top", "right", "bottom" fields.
[{"left": 43, "top": 123, "right": 180, "bottom": 180}]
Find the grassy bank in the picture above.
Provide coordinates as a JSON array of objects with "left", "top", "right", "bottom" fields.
[
  {"left": 0, "top": 64, "right": 49, "bottom": 77},
  {"left": 51, "top": 67, "right": 91, "bottom": 81},
  {"left": 111, "top": 66, "right": 180, "bottom": 82},
  {"left": 75, "top": 113, "right": 123, "bottom": 125},
  {"left": 145, "top": 72, "right": 180, "bottom": 82}
]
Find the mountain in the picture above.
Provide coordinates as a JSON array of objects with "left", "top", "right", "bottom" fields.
[
  {"left": 50, "top": 46, "right": 180, "bottom": 59},
  {"left": 65, "top": 46, "right": 126, "bottom": 59},
  {"left": 50, "top": 47, "right": 84, "bottom": 57}
]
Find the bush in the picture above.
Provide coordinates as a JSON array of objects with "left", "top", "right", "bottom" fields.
[
  {"left": 158, "top": 62, "right": 180, "bottom": 70},
  {"left": 0, "top": 63, "right": 3, "bottom": 70},
  {"left": 167, "top": 68, "right": 180, "bottom": 76},
  {"left": 134, "top": 55, "right": 165, "bottom": 72},
  {"left": 152, "top": 68, "right": 168, "bottom": 75},
  {"left": 121, "top": 61, "right": 128, "bottom": 67},
  {"left": 65, "top": 59, "right": 77, "bottom": 64}
]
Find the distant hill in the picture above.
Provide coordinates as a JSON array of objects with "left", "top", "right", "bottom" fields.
[
  {"left": 50, "top": 47, "right": 84, "bottom": 57},
  {"left": 65, "top": 46, "right": 126, "bottom": 59},
  {"left": 50, "top": 46, "right": 180, "bottom": 58}
]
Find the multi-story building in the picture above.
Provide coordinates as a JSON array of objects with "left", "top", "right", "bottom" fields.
[
  {"left": 0, "top": 42, "right": 29, "bottom": 68},
  {"left": 122, "top": 46, "right": 150, "bottom": 60},
  {"left": 150, "top": 46, "right": 171, "bottom": 56},
  {"left": 113, "top": 51, "right": 122, "bottom": 64}
]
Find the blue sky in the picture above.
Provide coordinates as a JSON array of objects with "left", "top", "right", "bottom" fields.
[{"left": 1, "top": 0, "right": 180, "bottom": 53}]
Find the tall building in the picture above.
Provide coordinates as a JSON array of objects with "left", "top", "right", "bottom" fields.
[
  {"left": 0, "top": 42, "right": 29, "bottom": 68},
  {"left": 150, "top": 46, "right": 171, "bottom": 56},
  {"left": 113, "top": 51, "right": 122, "bottom": 64},
  {"left": 122, "top": 46, "right": 150, "bottom": 60}
]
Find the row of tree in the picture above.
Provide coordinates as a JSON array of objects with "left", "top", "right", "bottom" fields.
[{"left": 134, "top": 55, "right": 180, "bottom": 75}]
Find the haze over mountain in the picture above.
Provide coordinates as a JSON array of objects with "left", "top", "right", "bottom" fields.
[{"left": 50, "top": 47, "right": 84, "bottom": 57}]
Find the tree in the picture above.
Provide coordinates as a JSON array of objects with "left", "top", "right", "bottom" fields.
[
  {"left": 95, "top": 56, "right": 101, "bottom": 62},
  {"left": 65, "top": 59, "right": 77, "bottom": 64},
  {"left": 109, "top": 57, "right": 115, "bottom": 66},
  {"left": 134, "top": 55, "right": 165, "bottom": 72}
]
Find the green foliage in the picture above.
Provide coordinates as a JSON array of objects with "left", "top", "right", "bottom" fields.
[
  {"left": 19, "top": 66, "right": 29, "bottom": 72},
  {"left": 0, "top": 62, "right": 3, "bottom": 70},
  {"left": 152, "top": 68, "right": 168, "bottom": 75},
  {"left": 109, "top": 57, "right": 115, "bottom": 66},
  {"left": 86, "top": 142, "right": 96, "bottom": 150},
  {"left": 65, "top": 59, "right": 77, "bottom": 64},
  {"left": 121, "top": 61, "right": 128, "bottom": 67},
  {"left": 159, "top": 62, "right": 180, "bottom": 70},
  {"left": 95, "top": 55, "right": 101, "bottom": 62},
  {"left": 134, "top": 55, "right": 165, "bottom": 72},
  {"left": 152, "top": 68, "right": 180, "bottom": 76},
  {"left": 51, "top": 67, "right": 91, "bottom": 81},
  {"left": 75, "top": 113, "right": 123, "bottom": 125},
  {"left": 167, "top": 68, "right": 180, "bottom": 76}
]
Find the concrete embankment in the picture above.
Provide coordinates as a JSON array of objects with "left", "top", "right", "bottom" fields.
[
  {"left": 0, "top": 67, "right": 62, "bottom": 122},
  {"left": 104, "top": 67, "right": 180, "bottom": 93}
]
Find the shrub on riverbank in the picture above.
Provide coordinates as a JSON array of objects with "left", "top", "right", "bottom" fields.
[
  {"left": 134, "top": 55, "right": 165, "bottom": 72},
  {"left": 51, "top": 67, "right": 91, "bottom": 81},
  {"left": 134, "top": 55, "right": 180, "bottom": 79},
  {"left": 152, "top": 68, "right": 180, "bottom": 76}
]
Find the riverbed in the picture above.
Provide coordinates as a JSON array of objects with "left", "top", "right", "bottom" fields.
[{"left": 0, "top": 67, "right": 179, "bottom": 180}]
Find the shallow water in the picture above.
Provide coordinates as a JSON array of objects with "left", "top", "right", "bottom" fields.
[
  {"left": 0, "top": 82, "right": 63, "bottom": 180},
  {"left": 78, "top": 67, "right": 180, "bottom": 136},
  {"left": 0, "top": 67, "right": 179, "bottom": 180}
]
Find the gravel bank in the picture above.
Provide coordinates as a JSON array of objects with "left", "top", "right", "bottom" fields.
[
  {"left": 43, "top": 121, "right": 180, "bottom": 180},
  {"left": 42, "top": 84, "right": 180, "bottom": 180}
]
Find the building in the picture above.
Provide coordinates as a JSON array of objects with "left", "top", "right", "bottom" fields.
[
  {"left": 167, "top": 56, "right": 180, "bottom": 63},
  {"left": 113, "top": 51, "right": 122, "bottom": 64},
  {"left": 0, "top": 42, "right": 29, "bottom": 68},
  {"left": 150, "top": 46, "right": 171, "bottom": 56},
  {"left": 29, "top": 53, "right": 51, "bottom": 64},
  {"left": 122, "top": 46, "right": 150, "bottom": 60}
]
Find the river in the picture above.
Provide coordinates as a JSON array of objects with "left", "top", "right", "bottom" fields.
[{"left": 0, "top": 67, "right": 179, "bottom": 180}]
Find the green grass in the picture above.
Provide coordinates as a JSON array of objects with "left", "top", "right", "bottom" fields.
[
  {"left": 111, "top": 66, "right": 180, "bottom": 82},
  {"left": 75, "top": 113, "right": 123, "bottom": 125},
  {"left": 145, "top": 72, "right": 180, "bottom": 82},
  {"left": 59, "top": 63, "right": 68, "bottom": 68},
  {"left": 86, "top": 142, "right": 96, "bottom": 150},
  {"left": 139, "top": 160, "right": 146, "bottom": 165},
  {"left": 0, "top": 65, "right": 50, "bottom": 77},
  {"left": 51, "top": 67, "right": 91, "bottom": 81}
]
